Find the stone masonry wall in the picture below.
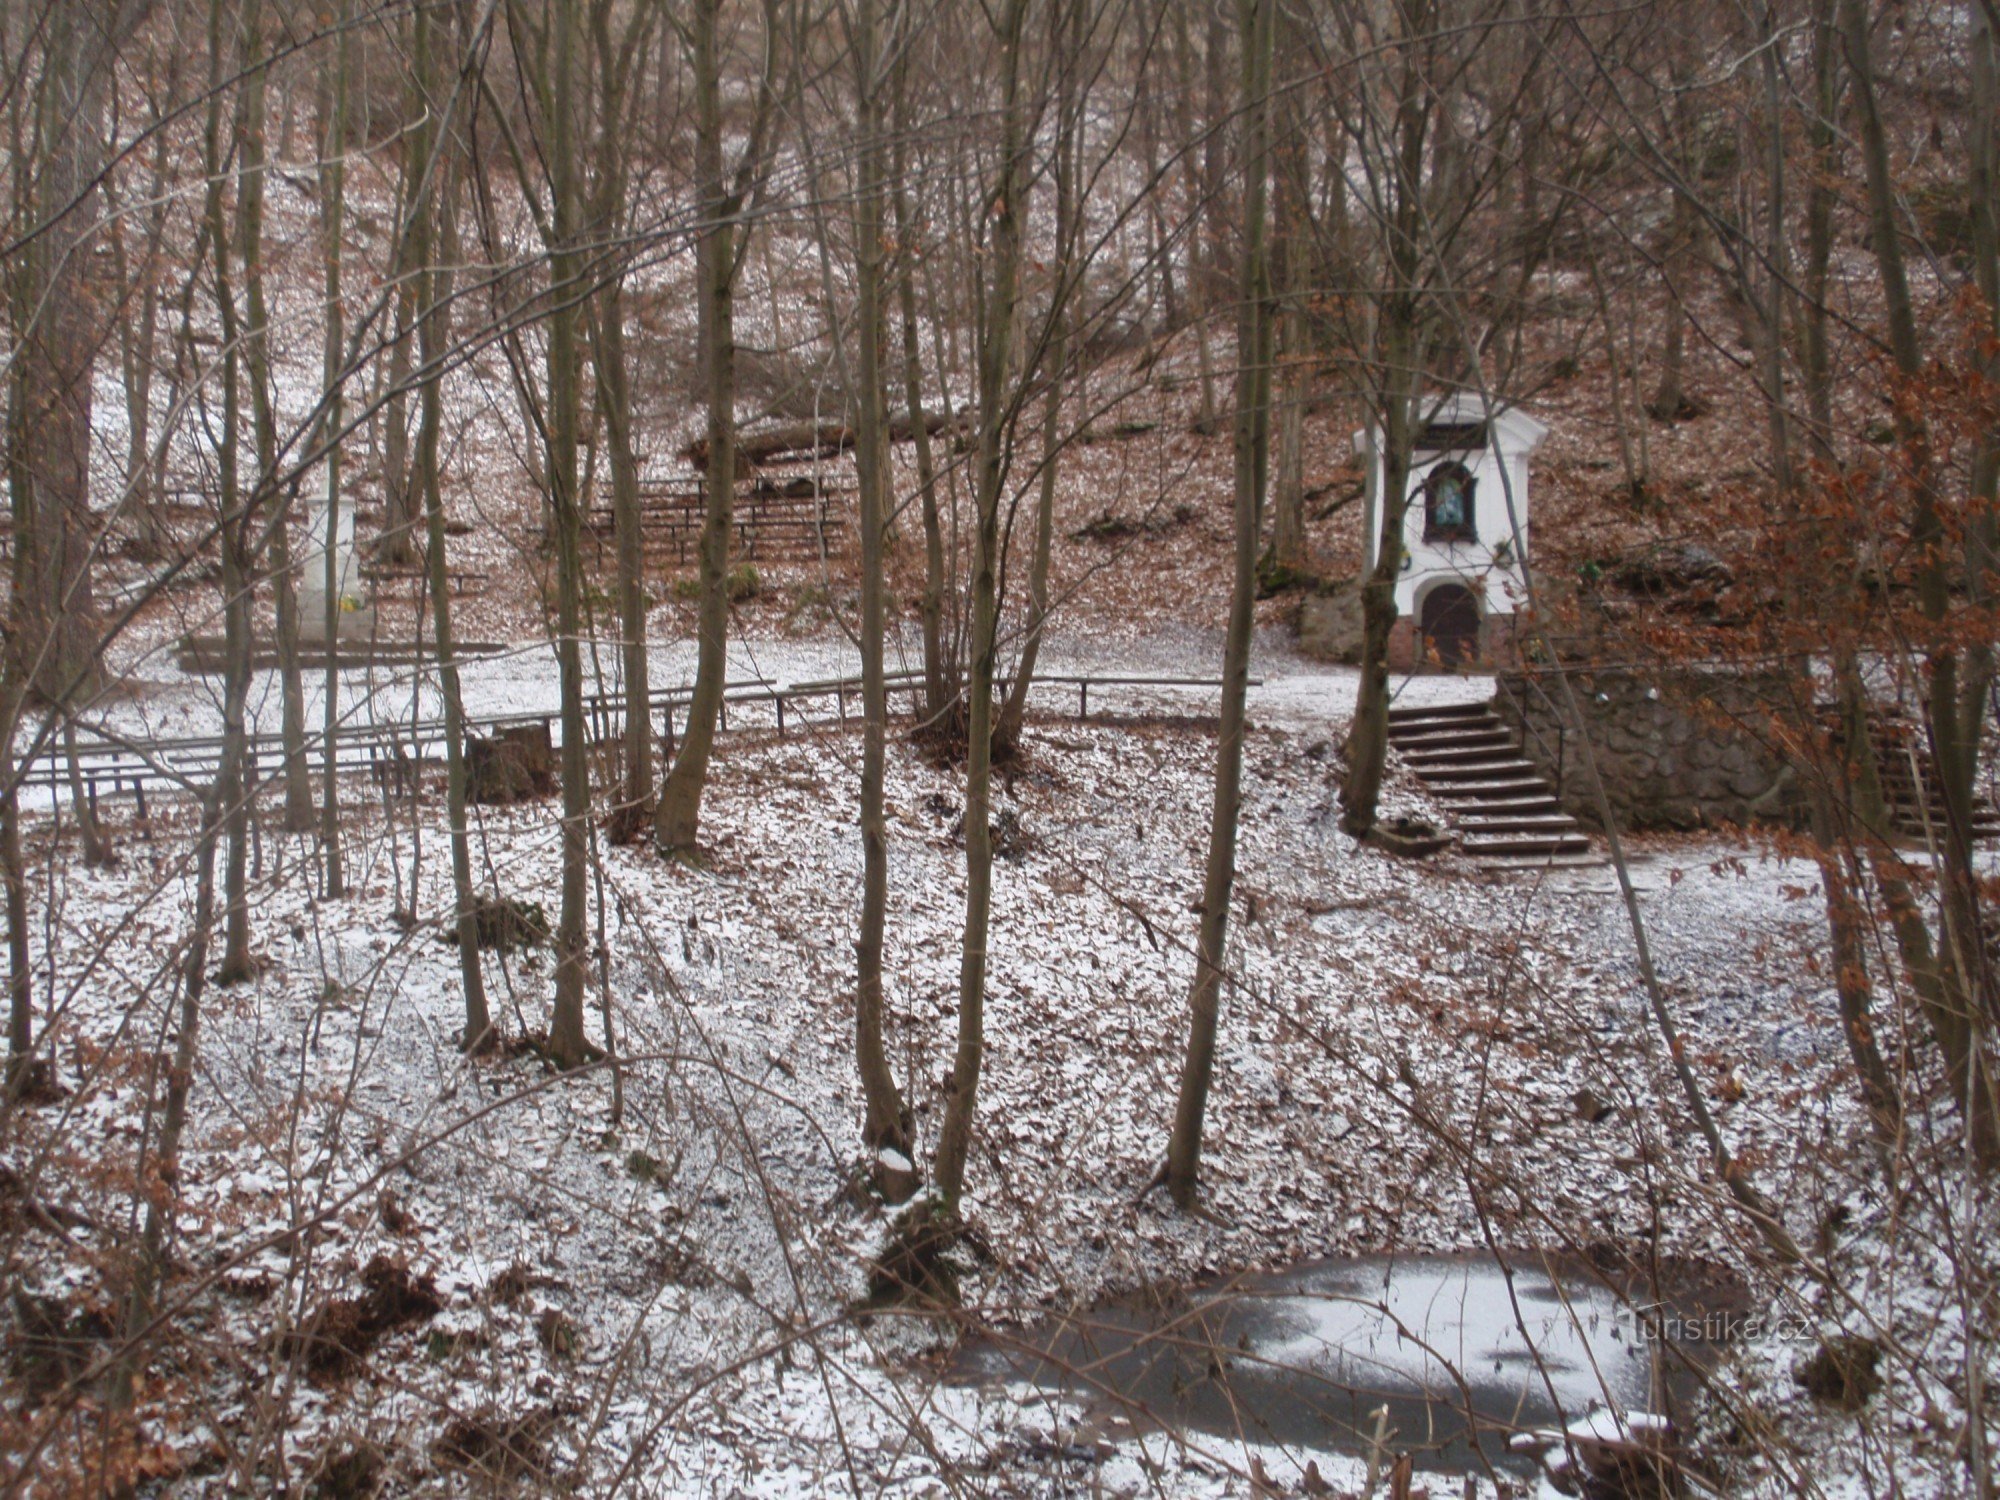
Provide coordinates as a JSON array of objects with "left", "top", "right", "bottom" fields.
[{"left": 1493, "top": 666, "right": 1804, "bottom": 831}]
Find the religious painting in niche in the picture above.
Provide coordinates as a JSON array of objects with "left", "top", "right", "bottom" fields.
[{"left": 1422, "top": 460, "right": 1477, "bottom": 543}]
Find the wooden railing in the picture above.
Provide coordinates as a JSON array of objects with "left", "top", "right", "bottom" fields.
[{"left": 10, "top": 670, "right": 1252, "bottom": 814}]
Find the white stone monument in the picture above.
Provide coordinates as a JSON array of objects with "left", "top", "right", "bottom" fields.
[
  {"left": 1355, "top": 391, "right": 1546, "bottom": 669},
  {"left": 299, "top": 470, "right": 374, "bottom": 644}
]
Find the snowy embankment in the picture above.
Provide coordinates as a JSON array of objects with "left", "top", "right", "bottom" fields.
[{"left": 3, "top": 644, "right": 1974, "bottom": 1496}]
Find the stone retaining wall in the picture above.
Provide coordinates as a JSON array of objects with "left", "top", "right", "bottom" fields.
[{"left": 1494, "top": 665, "right": 1804, "bottom": 831}]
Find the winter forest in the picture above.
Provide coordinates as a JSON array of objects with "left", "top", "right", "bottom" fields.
[{"left": 2, "top": 0, "right": 1998, "bottom": 1493}]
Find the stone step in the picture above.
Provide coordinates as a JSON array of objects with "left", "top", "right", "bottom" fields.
[
  {"left": 1388, "top": 725, "right": 1508, "bottom": 753},
  {"left": 1431, "top": 780, "right": 1553, "bottom": 802},
  {"left": 1390, "top": 724, "right": 1511, "bottom": 751},
  {"left": 1406, "top": 757, "right": 1542, "bottom": 783},
  {"left": 1386, "top": 700, "right": 1493, "bottom": 726},
  {"left": 1400, "top": 752, "right": 1520, "bottom": 776},
  {"left": 1460, "top": 812, "right": 1585, "bottom": 834},
  {"left": 1462, "top": 832, "right": 1596, "bottom": 857},
  {"left": 1387, "top": 695, "right": 1600, "bottom": 862},
  {"left": 1476, "top": 852, "right": 1610, "bottom": 871}
]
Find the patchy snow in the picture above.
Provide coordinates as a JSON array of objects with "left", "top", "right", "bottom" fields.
[{"left": 2, "top": 650, "right": 1991, "bottom": 1497}]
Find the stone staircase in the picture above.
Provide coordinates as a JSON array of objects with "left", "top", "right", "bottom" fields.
[
  {"left": 1851, "top": 717, "right": 2000, "bottom": 843},
  {"left": 1385, "top": 700, "right": 1598, "bottom": 868}
]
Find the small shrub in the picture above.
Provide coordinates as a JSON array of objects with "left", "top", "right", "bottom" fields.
[
  {"left": 1796, "top": 1334, "right": 1883, "bottom": 1410},
  {"left": 443, "top": 896, "right": 549, "bottom": 952}
]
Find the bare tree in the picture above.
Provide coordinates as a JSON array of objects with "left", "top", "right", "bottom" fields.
[
  {"left": 547, "top": 0, "right": 593, "bottom": 1067},
  {"left": 587, "top": 0, "right": 663, "bottom": 841},
  {"left": 933, "top": 0, "right": 1032, "bottom": 1209},
  {"left": 654, "top": 0, "right": 783, "bottom": 857},
  {"left": 7, "top": 1, "right": 155, "bottom": 702},
  {"left": 235, "top": 0, "right": 316, "bottom": 834},
  {"left": 1165, "top": 0, "right": 1272, "bottom": 1209},
  {"left": 848, "top": 0, "right": 916, "bottom": 1193}
]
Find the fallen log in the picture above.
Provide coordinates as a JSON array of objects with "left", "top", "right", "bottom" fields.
[{"left": 682, "top": 411, "right": 957, "bottom": 470}]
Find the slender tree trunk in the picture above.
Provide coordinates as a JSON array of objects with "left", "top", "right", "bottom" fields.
[
  {"left": 997, "top": 0, "right": 1084, "bottom": 755},
  {"left": 1167, "top": 0, "right": 1273, "bottom": 1208},
  {"left": 1340, "top": 14, "right": 1429, "bottom": 842},
  {"left": 236, "top": 0, "right": 315, "bottom": 834},
  {"left": 117, "top": 109, "right": 174, "bottom": 556},
  {"left": 378, "top": 11, "right": 424, "bottom": 568},
  {"left": 317, "top": 0, "right": 352, "bottom": 897},
  {"left": 8, "top": 4, "right": 152, "bottom": 702},
  {"left": 655, "top": 0, "right": 738, "bottom": 857},
  {"left": 589, "top": 0, "right": 653, "bottom": 831},
  {"left": 1648, "top": 57, "right": 1697, "bottom": 423},
  {"left": 61, "top": 715, "right": 113, "bottom": 867},
  {"left": 1798, "top": 0, "right": 1840, "bottom": 462},
  {"left": 1, "top": 675, "right": 33, "bottom": 1098},
  {"left": 202, "top": 36, "right": 257, "bottom": 987},
  {"left": 1956, "top": 0, "right": 1999, "bottom": 1036},
  {"left": 1267, "top": 75, "right": 1308, "bottom": 571},
  {"left": 406, "top": 15, "right": 492, "bottom": 1050},
  {"left": 892, "top": 58, "right": 952, "bottom": 729},
  {"left": 546, "top": 0, "right": 592, "bottom": 1067},
  {"left": 852, "top": 0, "right": 915, "bottom": 1194},
  {"left": 119, "top": 502, "right": 249, "bottom": 1399},
  {"left": 1341, "top": 331, "right": 1415, "bottom": 839},
  {"left": 596, "top": 296, "right": 652, "bottom": 826},
  {"left": 424, "top": 235, "right": 492, "bottom": 1052},
  {"left": 1137, "top": 39, "right": 1179, "bottom": 327},
  {"left": 934, "top": 0, "right": 1030, "bottom": 1210},
  {"left": 1810, "top": 792, "right": 1899, "bottom": 1129},
  {"left": 1173, "top": 0, "right": 1220, "bottom": 432},
  {"left": 1844, "top": 0, "right": 1998, "bottom": 1153}
]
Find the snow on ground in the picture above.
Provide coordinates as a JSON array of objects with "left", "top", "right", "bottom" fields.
[{"left": 2, "top": 647, "right": 1989, "bottom": 1496}]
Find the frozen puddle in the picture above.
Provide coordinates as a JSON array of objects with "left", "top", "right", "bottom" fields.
[{"left": 955, "top": 1252, "right": 1738, "bottom": 1476}]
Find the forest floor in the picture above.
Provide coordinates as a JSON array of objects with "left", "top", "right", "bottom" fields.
[{"left": 6, "top": 631, "right": 1986, "bottom": 1497}]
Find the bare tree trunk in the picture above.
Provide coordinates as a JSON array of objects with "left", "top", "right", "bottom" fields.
[
  {"left": 892, "top": 56, "right": 952, "bottom": 729},
  {"left": 549, "top": 0, "right": 592, "bottom": 1067},
  {"left": 316, "top": 0, "right": 352, "bottom": 898},
  {"left": 1843, "top": 0, "right": 1999, "bottom": 1154},
  {"left": 1647, "top": 54, "right": 1698, "bottom": 423},
  {"left": 1798, "top": 0, "right": 1840, "bottom": 462},
  {"left": 852, "top": 0, "right": 915, "bottom": 1194},
  {"left": 7, "top": 4, "right": 153, "bottom": 702},
  {"left": 408, "top": 13, "right": 492, "bottom": 1053},
  {"left": 201, "top": 31, "right": 258, "bottom": 987},
  {"left": 657, "top": 0, "right": 733, "bottom": 858},
  {"left": 1958, "top": 0, "right": 2000, "bottom": 1037},
  {"left": 1, "top": 675, "right": 33, "bottom": 1098},
  {"left": 1266, "top": 73, "right": 1308, "bottom": 572},
  {"left": 377, "top": 10, "right": 424, "bottom": 568},
  {"left": 656, "top": 0, "right": 774, "bottom": 855},
  {"left": 997, "top": 0, "right": 1085, "bottom": 755},
  {"left": 590, "top": 0, "right": 654, "bottom": 834},
  {"left": 61, "top": 715, "right": 113, "bottom": 867},
  {"left": 1136, "top": 33, "right": 1179, "bottom": 327},
  {"left": 425, "top": 310, "right": 492, "bottom": 1050},
  {"left": 1809, "top": 794, "right": 1899, "bottom": 1128},
  {"left": 115, "top": 98, "right": 175, "bottom": 558},
  {"left": 1172, "top": 0, "right": 1220, "bottom": 433},
  {"left": 1341, "top": 331, "right": 1416, "bottom": 839},
  {"left": 934, "top": 0, "right": 1030, "bottom": 1210},
  {"left": 236, "top": 0, "right": 315, "bottom": 835},
  {"left": 118, "top": 495, "right": 250, "bottom": 1400},
  {"left": 1166, "top": 0, "right": 1272, "bottom": 1208},
  {"left": 1340, "top": 8, "right": 1429, "bottom": 842}
]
